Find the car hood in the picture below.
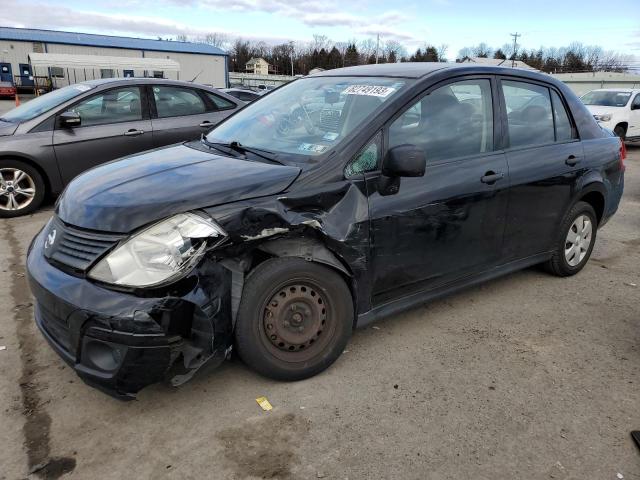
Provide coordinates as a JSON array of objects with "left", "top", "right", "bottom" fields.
[
  {"left": 57, "top": 144, "right": 301, "bottom": 232},
  {"left": 585, "top": 105, "right": 624, "bottom": 116},
  {"left": 0, "top": 121, "right": 18, "bottom": 137}
]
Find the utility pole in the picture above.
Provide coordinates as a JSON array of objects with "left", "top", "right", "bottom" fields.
[
  {"left": 289, "top": 41, "right": 294, "bottom": 76},
  {"left": 375, "top": 34, "right": 380, "bottom": 64},
  {"left": 510, "top": 32, "right": 520, "bottom": 68}
]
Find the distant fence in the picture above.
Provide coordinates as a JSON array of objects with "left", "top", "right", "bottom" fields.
[{"left": 229, "top": 72, "right": 297, "bottom": 88}]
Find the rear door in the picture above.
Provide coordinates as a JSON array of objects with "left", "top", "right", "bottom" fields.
[
  {"left": 364, "top": 76, "right": 509, "bottom": 305},
  {"left": 498, "top": 78, "right": 583, "bottom": 262},
  {"left": 148, "top": 85, "right": 237, "bottom": 147},
  {"left": 53, "top": 85, "right": 153, "bottom": 183}
]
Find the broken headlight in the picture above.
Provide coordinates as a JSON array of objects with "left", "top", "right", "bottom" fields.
[{"left": 89, "top": 213, "right": 225, "bottom": 288}]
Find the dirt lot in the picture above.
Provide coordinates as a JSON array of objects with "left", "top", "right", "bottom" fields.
[{"left": 1, "top": 143, "right": 639, "bottom": 479}]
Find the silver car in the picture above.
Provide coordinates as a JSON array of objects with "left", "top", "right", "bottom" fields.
[{"left": 0, "top": 78, "right": 243, "bottom": 217}]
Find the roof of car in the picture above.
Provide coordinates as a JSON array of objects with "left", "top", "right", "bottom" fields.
[
  {"left": 71, "top": 77, "right": 216, "bottom": 88},
  {"left": 309, "top": 62, "right": 551, "bottom": 79},
  {"left": 588, "top": 88, "right": 640, "bottom": 93}
]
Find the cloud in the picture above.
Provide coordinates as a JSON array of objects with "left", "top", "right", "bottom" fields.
[{"left": 2, "top": 0, "right": 423, "bottom": 46}]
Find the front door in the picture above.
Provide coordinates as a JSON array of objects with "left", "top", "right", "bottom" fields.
[
  {"left": 19, "top": 64, "right": 34, "bottom": 87},
  {"left": 149, "top": 85, "right": 235, "bottom": 147},
  {"left": 365, "top": 77, "right": 509, "bottom": 306},
  {"left": 53, "top": 85, "right": 153, "bottom": 183},
  {"left": 628, "top": 93, "right": 640, "bottom": 137},
  {"left": 0, "top": 63, "right": 13, "bottom": 83},
  {"left": 498, "top": 78, "right": 583, "bottom": 261}
]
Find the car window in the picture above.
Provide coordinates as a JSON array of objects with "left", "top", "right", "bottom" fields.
[
  {"left": 205, "top": 91, "right": 236, "bottom": 110},
  {"left": 581, "top": 90, "right": 631, "bottom": 107},
  {"left": 345, "top": 132, "right": 382, "bottom": 176},
  {"left": 551, "top": 90, "right": 575, "bottom": 142},
  {"left": 502, "top": 81, "right": 554, "bottom": 148},
  {"left": 153, "top": 86, "right": 206, "bottom": 118},
  {"left": 68, "top": 87, "right": 142, "bottom": 127},
  {"left": 633, "top": 94, "right": 640, "bottom": 108},
  {"left": 389, "top": 79, "right": 494, "bottom": 162},
  {"left": 238, "top": 92, "right": 258, "bottom": 102}
]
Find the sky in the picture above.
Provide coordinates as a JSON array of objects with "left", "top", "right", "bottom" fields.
[{"left": 3, "top": 0, "right": 640, "bottom": 61}]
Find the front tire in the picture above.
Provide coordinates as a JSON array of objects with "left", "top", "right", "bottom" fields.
[
  {"left": 235, "top": 257, "right": 353, "bottom": 381},
  {"left": 0, "top": 159, "right": 45, "bottom": 218},
  {"left": 544, "top": 201, "right": 597, "bottom": 277},
  {"left": 613, "top": 125, "right": 626, "bottom": 140}
]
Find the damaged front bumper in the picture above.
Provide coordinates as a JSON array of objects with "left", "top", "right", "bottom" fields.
[{"left": 26, "top": 229, "right": 234, "bottom": 400}]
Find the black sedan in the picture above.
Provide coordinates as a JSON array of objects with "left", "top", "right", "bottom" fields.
[
  {"left": 0, "top": 78, "right": 242, "bottom": 217},
  {"left": 27, "top": 63, "right": 624, "bottom": 398}
]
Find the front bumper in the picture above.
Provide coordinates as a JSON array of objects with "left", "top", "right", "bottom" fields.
[{"left": 27, "top": 227, "right": 234, "bottom": 399}]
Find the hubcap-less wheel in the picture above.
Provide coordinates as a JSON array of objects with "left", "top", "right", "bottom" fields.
[
  {"left": 261, "top": 282, "right": 334, "bottom": 362},
  {"left": 565, "top": 214, "right": 592, "bottom": 267},
  {"left": 0, "top": 168, "right": 36, "bottom": 211}
]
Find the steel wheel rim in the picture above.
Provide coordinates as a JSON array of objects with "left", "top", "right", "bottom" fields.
[
  {"left": 260, "top": 279, "right": 335, "bottom": 362},
  {"left": 564, "top": 214, "right": 592, "bottom": 267},
  {"left": 0, "top": 168, "right": 36, "bottom": 211}
]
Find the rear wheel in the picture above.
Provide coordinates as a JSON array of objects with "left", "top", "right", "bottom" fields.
[
  {"left": 0, "top": 160, "right": 45, "bottom": 218},
  {"left": 235, "top": 257, "right": 353, "bottom": 381},
  {"left": 544, "top": 201, "right": 597, "bottom": 277}
]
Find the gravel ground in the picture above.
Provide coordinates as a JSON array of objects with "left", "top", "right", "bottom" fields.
[{"left": 0, "top": 141, "right": 638, "bottom": 480}]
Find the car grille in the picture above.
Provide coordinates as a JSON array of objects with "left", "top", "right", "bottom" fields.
[
  {"left": 44, "top": 217, "right": 125, "bottom": 272},
  {"left": 36, "top": 302, "right": 73, "bottom": 354}
]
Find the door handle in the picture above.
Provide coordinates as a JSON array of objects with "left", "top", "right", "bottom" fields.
[
  {"left": 124, "top": 129, "right": 144, "bottom": 136},
  {"left": 480, "top": 171, "right": 504, "bottom": 184},
  {"left": 199, "top": 121, "right": 214, "bottom": 128},
  {"left": 565, "top": 154, "right": 580, "bottom": 166}
]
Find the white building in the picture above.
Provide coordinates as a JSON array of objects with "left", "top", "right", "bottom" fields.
[
  {"left": 550, "top": 71, "right": 640, "bottom": 96},
  {"left": 0, "top": 27, "right": 228, "bottom": 89}
]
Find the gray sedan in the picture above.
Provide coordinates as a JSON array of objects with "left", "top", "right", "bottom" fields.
[{"left": 0, "top": 78, "right": 243, "bottom": 217}]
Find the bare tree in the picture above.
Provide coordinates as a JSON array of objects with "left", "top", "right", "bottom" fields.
[
  {"left": 175, "top": 34, "right": 188, "bottom": 42},
  {"left": 437, "top": 44, "right": 449, "bottom": 62},
  {"left": 204, "top": 32, "right": 229, "bottom": 49}
]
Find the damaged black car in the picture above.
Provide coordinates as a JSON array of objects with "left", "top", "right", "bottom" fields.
[{"left": 27, "top": 63, "right": 624, "bottom": 399}]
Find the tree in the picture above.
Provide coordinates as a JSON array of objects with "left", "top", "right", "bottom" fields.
[
  {"left": 344, "top": 44, "right": 359, "bottom": 67},
  {"left": 493, "top": 49, "right": 507, "bottom": 60},
  {"left": 204, "top": 33, "right": 228, "bottom": 48}
]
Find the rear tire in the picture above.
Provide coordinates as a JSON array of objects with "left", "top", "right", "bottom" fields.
[
  {"left": 0, "top": 159, "right": 45, "bottom": 218},
  {"left": 544, "top": 201, "right": 597, "bottom": 277},
  {"left": 235, "top": 257, "right": 353, "bottom": 381}
]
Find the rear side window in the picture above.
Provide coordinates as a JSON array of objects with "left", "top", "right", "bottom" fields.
[
  {"left": 502, "top": 81, "right": 554, "bottom": 148},
  {"left": 551, "top": 90, "right": 575, "bottom": 142},
  {"left": 69, "top": 86, "right": 142, "bottom": 127},
  {"left": 153, "top": 86, "right": 206, "bottom": 118},
  {"left": 389, "top": 78, "right": 494, "bottom": 162},
  {"left": 205, "top": 91, "right": 236, "bottom": 110}
]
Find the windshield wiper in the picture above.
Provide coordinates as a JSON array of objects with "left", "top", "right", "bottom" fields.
[{"left": 202, "top": 136, "right": 282, "bottom": 165}]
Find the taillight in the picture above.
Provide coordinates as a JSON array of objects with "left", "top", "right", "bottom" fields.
[{"left": 619, "top": 138, "right": 626, "bottom": 171}]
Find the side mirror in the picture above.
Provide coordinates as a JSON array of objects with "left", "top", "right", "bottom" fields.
[
  {"left": 382, "top": 144, "right": 426, "bottom": 177},
  {"left": 59, "top": 111, "right": 81, "bottom": 128},
  {"left": 632, "top": 104, "right": 640, "bottom": 111}
]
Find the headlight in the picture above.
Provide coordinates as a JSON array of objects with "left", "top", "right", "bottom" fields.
[
  {"left": 89, "top": 213, "right": 225, "bottom": 288},
  {"left": 594, "top": 113, "right": 612, "bottom": 122}
]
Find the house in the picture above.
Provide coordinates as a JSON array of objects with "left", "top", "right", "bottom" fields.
[
  {"left": 245, "top": 57, "right": 274, "bottom": 75},
  {"left": 0, "top": 26, "right": 228, "bottom": 89},
  {"left": 459, "top": 56, "right": 538, "bottom": 71}
]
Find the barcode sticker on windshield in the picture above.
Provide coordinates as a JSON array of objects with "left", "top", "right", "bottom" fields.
[{"left": 342, "top": 85, "right": 395, "bottom": 97}]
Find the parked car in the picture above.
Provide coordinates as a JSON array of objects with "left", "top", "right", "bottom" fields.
[
  {"left": 0, "top": 78, "right": 242, "bottom": 217},
  {"left": 581, "top": 88, "right": 640, "bottom": 140},
  {"left": 221, "top": 87, "right": 264, "bottom": 102},
  {"left": 27, "top": 63, "right": 625, "bottom": 399},
  {"left": 0, "top": 81, "right": 16, "bottom": 99}
]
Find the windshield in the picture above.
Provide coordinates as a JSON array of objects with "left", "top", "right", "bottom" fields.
[
  {"left": 206, "top": 76, "right": 410, "bottom": 160},
  {"left": 581, "top": 91, "right": 631, "bottom": 107},
  {"left": 0, "top": 84, "right": 94, "bottom": 123}
]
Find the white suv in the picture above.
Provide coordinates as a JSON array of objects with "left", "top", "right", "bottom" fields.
[{"left": 581, "top": 88, "right": 640, "bottom": 141}]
